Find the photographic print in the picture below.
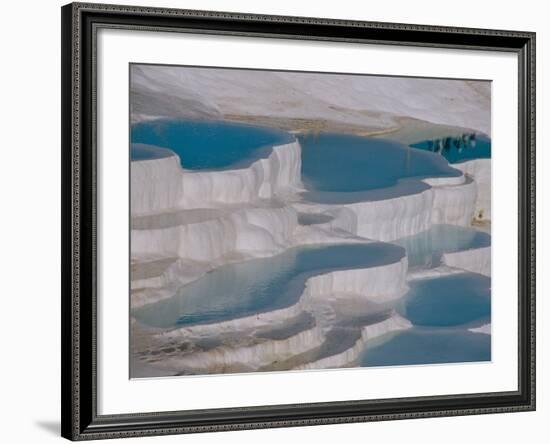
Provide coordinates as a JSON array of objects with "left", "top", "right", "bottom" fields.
[{"left": 129, "top": 65, "right": 492, "bottom": 378}]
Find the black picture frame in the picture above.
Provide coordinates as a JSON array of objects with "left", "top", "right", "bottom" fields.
[{"left": 61, "top": 2, "right": 536, "bottom": 440}]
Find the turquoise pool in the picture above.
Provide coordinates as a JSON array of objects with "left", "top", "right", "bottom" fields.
[
  {"left": 132, "top": 242, "right": 405, "bottom": 328},
  {"left": 360, "top": 328, "right": 490, "bottom": 367},
  {"left": 358, "top": 271, "right": 491, "bottom": 367},
  {"left": 298, "top": 132, "right": 462, "bottom": 203},
  {"left": 397, "top": 273, "right": 491, "bottom": 327},
  {"left": 131, "top": 119, "right": 295, "bottom": 170}
]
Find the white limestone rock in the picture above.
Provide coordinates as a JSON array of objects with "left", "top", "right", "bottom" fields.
[
  {"left": 454, "top": 159, "right": 491, "bottom": 221},
  {"left": 131, "top": 140, "right": 303, "bottom": 216},
  {"left": 469, "top": 323, "right": 491, "bottom": 335},
  {"left": 294, "top": 313, "right": 412, "bottom": 370},
  {"left": 442, "top": 246, "right": 491, "bottom": 277}
]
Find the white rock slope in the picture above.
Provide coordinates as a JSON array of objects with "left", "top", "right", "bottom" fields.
[{"left": 131, "top": 65, "right": 491, "bottom": 135}]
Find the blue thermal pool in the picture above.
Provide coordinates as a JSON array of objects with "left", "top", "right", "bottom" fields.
[
  {"left": 360, "top": 271, "right": 491, "bottom": 367},
  {"left": 359, "top": 328, "right": 491, "bottom": 367},
  {"left": 411, "top": 134, "right": 491, "bottom": 163},
  {"left": 397, "top": 273, "right": 491, "bottom": 327},
  {"left": 131, "top": 119, "right": 295, "bottom": 170},
  {"left": 132, "top": 242, "right": 405, "bottom": 328},
  {"left": 298, "top": 133, "right": 462, "bottom": 203},
  {"left": 393, "top": 224, "right": 491, "bottom": 269}
]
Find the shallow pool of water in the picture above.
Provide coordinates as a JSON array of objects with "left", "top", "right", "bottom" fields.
[
  {"left": 393, "top": 224, "right": 491, "bottom": 269},
  {"left": 397, "top": 273, "right": 491, "bottom": 327},
  {"left": 299, "top": 133, "right": 461, "bottom": 203},
  {"left": 132, "top": 242, "right": 405, "bottom": 328},
  {"left": 360, "top": 328, "right": 490, "bottom": 367},
  {"left": 131, "top": 119, "right": 295, "bottom": 170}
]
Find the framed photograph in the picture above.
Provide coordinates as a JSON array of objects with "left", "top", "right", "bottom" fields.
[{"left": 61, "top": 2, "right": 535, "bottom": 440}]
